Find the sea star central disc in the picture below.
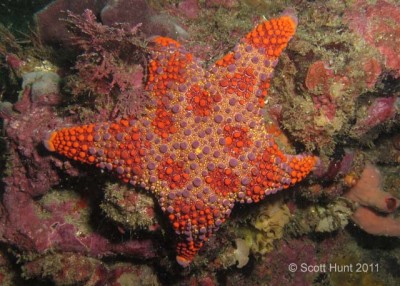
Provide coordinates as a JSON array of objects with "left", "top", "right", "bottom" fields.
[{"left": 45, "top": 10, "right": 317, "bottom": 267}]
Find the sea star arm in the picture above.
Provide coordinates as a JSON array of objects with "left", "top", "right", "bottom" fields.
[
  {"left": 203, "top": 11, "right": 317, "bottom": 203},
  {"left": 211, "top": 10, "right": 298, "bottom": 109}
]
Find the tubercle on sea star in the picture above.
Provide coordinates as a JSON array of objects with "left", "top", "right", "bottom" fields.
[{"left": 45, "top": 10, "right": 317, "bottom": 267}]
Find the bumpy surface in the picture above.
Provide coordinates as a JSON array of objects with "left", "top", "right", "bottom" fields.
[{"left": 46, "top": 12, "right": 316, "bottom": 267}]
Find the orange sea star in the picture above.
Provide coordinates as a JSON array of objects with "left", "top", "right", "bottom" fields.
[{"left": 45, "top": 10, "right": 317, "bottom": 267}]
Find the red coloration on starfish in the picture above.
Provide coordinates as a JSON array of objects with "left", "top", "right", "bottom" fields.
[
  {"left": 45, "top": 11, "right": 317, "bottom": 267},
  {"left": 205, "top": 167, "right": 240, "bottom": 197},
  {"left": 223, "top": 124, "right": 252, "bottom": 157},
  {"left": 219, "top": 67, "right": 256, "bottom": 103},
  {"left": 157, "top": 155, "right": 190, "bottom": 189},
  {"left": 186, "top": 84, "right": 214, "bottom": 116}
]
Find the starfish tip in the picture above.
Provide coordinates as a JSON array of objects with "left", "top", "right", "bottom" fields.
[
  {"left": 43, "top": 131, "right": 57, "bottom": 152},
  {"left": 176, "top": 255, "right": 191, "bottom": 267},
  {"left": 281, "top": 8, "right": 299, "bottom": 27}
]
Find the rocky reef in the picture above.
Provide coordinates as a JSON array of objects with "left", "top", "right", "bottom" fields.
[{"left": 0, "top": 0, "right": 399, "bottom": 285}]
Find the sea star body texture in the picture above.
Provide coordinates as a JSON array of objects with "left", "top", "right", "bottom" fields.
[{"left": 45, "top": 11, "right": 317, "bottom": 267}]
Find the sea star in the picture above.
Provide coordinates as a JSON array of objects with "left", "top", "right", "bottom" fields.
[{"left": 45, "top": 10, "right": 316, "bottom": 267}]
